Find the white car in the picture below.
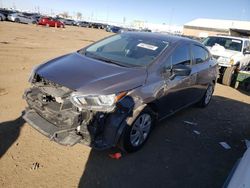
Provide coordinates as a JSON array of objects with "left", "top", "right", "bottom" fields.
[
  {"left": 223, "top": 142, "right": 250, "bottom": 188},
  {"left": 203, "top": 36, "right": 250, "bottom": 86},
  {"left": 0, "top": 12, "right": 6, "bottom": 21},
  {"left": 7, "top": 13, "right": 37, "bottom": 24}
]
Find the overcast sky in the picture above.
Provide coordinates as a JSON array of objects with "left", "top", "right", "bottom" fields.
[{"left": 1, "top": 0, "right": 250, "bottom": 25}]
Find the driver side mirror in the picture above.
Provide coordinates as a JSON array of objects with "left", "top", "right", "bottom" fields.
[
  {"left": 171, "top": 64, "right": 191, "bottom": 78},
  {"left": 163, "top": 64, "right": 192, "bottom": 80},
  {"left": 243, "top": 48, "right": 250, "bottom": 55}
]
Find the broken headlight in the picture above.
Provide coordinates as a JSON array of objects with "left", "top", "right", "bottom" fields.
[
  {"left": 70, "top": 92, "right": 126, "bottom": 112},
  {"left": 28, "top": 65, "right": 39, "bottom": 83}
]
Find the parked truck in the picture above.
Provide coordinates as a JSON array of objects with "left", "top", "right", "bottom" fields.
[{"left": 203, "top": 35, "right": 250, "bottom": 86}]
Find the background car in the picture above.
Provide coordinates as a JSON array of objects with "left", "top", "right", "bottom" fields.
[
  {"left": 223, "top": 143, "right": 250, "bottom": 188},
  {"left": 57, "top": 18, "right": 74, "bottom": 25},
  {"left": 38, "top": 17, "right": 65, "bottom": 28},
  {"left": 76, "top": 21, "right": 90, "bottom": 27},
  {"left": 106, "top": 25, "right": 123, "bottom": 33},
  {"left": 0, "top": 12, "right": 6, "bottom": 21},
  {"left": 7, "top": 13, "right": 37, "bottom": 24},
  {"left": 203, "top": 36, "right": 250, "bottom": 86},
  {"left": 0, "top": 8, "right": 17, "bottom": 18},
  {"left": 22, "top": 12, "right": 42, "bottom": 22},
  {"left": 90, "top": 22, "right": 106, "bottom": 29}
]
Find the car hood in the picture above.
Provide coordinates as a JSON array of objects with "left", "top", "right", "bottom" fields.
[
  {"left": 36, "top": 53, "right": 146, "bottom": 95},
  {"left": 207, "top": 45, "right": 239, "bottom": 58}
]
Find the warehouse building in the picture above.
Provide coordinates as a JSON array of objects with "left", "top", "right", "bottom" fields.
[{"left": 183, "top": 18, "right": 250, "bottom": 38}]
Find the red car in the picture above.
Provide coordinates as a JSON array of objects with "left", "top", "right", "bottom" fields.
[{"left": 38, "top": 17, "right": 64, "bottom": 28}]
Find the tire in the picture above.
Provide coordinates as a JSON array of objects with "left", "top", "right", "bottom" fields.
[
  {"left": 197, "top": 83, "right": 214, "bottom": 108},
  {"left": 222, "top": 67, "right": 236, "bottom": 86},
  {"left": 15, "top": 18, "right": 20, "bottom": 23},
  {"left": 120, "top": 107, "right": 155, "bottom": 153}
]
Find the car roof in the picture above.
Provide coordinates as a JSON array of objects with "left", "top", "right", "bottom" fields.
[{"left": 123, "top": 32, "right": 197, "bottom": 44}]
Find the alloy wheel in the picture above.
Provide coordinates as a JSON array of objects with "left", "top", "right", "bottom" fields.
[
  {"left": 130, "top": 113, "right": 152, "bottom": 147},
  {"left": 205, "top": 85, "right": 213, "bottom": 105}
]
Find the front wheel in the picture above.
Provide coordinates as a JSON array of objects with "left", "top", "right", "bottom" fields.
[
  {"left": 120, "top": 108, "right": 155, "bottom": 153},
  {"left": 222, "top": 66, "right": 236, "bottom": 86}
]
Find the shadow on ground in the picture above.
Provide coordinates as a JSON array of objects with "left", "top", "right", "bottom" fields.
[
  {"left": 0, "top": 115, "right": 25, "bottom": 158},
  {"left": 78, "top": 96, "right": 250, "bottom": 188}
]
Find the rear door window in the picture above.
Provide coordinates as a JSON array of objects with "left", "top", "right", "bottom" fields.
[
  {"left": 165, "top": 44, "right": 191, "bottom": 68},
  {"left": 191, "top": 45, "right": 210, "bottom": 64}
]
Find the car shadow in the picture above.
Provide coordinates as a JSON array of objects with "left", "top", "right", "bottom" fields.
[
  {"left": 78, "top": 96, "right": 250, "bottom": 188},
  {"left": 236, "top": 83, "right": 250, "bottom": 96},
  {"left": 0, "top": 115, "right": 25, "bottom": 158}
]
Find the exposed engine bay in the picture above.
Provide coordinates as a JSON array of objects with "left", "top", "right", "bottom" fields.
[{"left": 23, "top": 74, "right": 134, "bottom": 149}]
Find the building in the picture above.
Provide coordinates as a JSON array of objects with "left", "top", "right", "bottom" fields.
[{"left": 183, "top": 18, "right": 250, "bottom": 38}]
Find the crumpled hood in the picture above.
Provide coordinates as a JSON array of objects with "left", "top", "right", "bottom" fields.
[
  {"left": 36, "top": 53, "right": 146, "bottom": 95},
  {"left": 207, "top": 45, "right": 239, "bottom": 58}
]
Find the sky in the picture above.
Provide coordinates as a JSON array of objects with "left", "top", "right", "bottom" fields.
[{"left": 1, "top": 0, "right": 250, "bottom": 25}]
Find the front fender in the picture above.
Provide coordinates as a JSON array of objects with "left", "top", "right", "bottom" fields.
[{"left": 93, "top": 96, "right": 145, "bottom": 149}]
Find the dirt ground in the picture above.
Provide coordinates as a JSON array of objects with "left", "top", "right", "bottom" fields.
[{"left": 0, "top": 22, "right": 249, "bottom": 188}]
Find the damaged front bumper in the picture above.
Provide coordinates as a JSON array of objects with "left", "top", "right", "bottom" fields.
[
  {"left": 22, "top": 84, "right": 135, "bottom": 150},
  {"left": 23, "top": 109, "right": 83, "bottom": 146}
]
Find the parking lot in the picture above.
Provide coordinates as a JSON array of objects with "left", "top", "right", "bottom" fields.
[{"left": 0, "top": 22, "right": 250, "bottom": 188}]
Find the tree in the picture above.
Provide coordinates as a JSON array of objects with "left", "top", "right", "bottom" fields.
[
  {"left": 61, "top": 11, "right": 69, "bottom": 18},
  {"left": 76, "top": 12, "right": 82, "bottom": 20}
]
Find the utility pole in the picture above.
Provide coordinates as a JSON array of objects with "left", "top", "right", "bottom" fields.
[{"left": 0, "top": 0, "right": 3, "bottom": 8}]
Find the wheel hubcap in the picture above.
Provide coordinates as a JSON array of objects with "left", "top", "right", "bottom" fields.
[
  {"left": 205, "top": 85, "right": 213, "bottom": 104},
  {"left": 130, "top": 114, "right": 152, "bottom": 147}
]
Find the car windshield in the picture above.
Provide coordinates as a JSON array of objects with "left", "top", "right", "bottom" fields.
[
  {"left": 80, "top": 33, "right": 169, "bottom": 67},
  {"left": 203, "top": 36, "right": 242, "bottom": 52}
]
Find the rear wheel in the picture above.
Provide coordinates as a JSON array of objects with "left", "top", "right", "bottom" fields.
[
  {"left": 15, "top": 18, "right": 20, "bottom": 23},
  {"left": 222, "top": 66, "right": 236, "bottom": 86},
  {"left": 197, "top": 83, "right": 214, "bottom": 108},
  {"left": 120, "top": 108, "right": 155, "bottom": 153}
]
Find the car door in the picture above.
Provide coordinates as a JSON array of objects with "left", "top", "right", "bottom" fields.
[
  {"left": 190, "top": 44, "right": 212, "bottom": 100},
  {"left": 156, "top": 43, "right": 194, "bottom": 119},
  {"left": 241, "top": 40, "right": 250, "bottom": 68},
  {"left": 20, "top": 14, "right": 28, "bottom": 23},
  {"left": 23, "top": 15, "right": 30, "bottom": 23},
  {"left": 18, "top": 14, "right": 25, "bottom": 23},
  {"left": 49, "top": 18, "right": 54, "bottom": 26}
]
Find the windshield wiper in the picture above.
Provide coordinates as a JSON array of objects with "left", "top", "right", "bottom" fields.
[{"left": 84, "top": 51, "right": 129, "bottom": 67}]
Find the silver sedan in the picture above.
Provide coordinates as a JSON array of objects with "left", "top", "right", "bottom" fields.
[{"left": 7, "top": 13, "right": 37, "bottom": 24}]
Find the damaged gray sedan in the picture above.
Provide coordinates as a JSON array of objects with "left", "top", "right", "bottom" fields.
[{"left": 23, "top": 32, "right": 217, "bottom": 152}]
